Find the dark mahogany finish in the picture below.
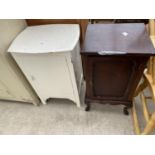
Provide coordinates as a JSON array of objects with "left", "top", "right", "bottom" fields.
[{"left": 81, "top": 24, "right": 155, "bottom": 114}]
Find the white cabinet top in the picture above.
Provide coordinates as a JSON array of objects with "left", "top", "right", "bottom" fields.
[{"left": 8, "top": 24, "right": 80, "bottom": 54}]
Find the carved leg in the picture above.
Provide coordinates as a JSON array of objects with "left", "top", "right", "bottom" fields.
[
  {"left": 123, "top": 103, "right": 132, "bottom": 115},
  {"left": 85, "top": 100, "right": 91, "bottom": 111},
  {"left": 123, "top": 106, "right": 129, "bottom": 115},
  {"left": 142, "top": 113, "right": 155, "bottom": 135}
]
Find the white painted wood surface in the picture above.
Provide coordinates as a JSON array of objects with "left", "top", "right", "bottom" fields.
[
  {"left": 8, "top": 24, "right": 83, "bottom": 107},
  {"left": 0, "top": 20, "right": 40, "bottom": 105},
  {"left": 8, "top": 24, "right": 80, "bottom": 53}
]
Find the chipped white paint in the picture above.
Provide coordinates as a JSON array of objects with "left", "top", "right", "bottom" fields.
[{"left": 9, "top": 24, "right": 83, "bottom": 107}]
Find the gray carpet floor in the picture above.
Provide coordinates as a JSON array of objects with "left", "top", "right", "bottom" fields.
[
  {"left": 1, "top": 82, "right": 155, "bottom": 135},
  {"left": 0, "top": 81, "right": 135, "bottom": 135},
  {"left": 0, "top": 99, "right": 134, "bottom": 135}
]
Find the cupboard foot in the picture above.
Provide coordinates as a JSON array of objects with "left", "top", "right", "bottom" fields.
[
  {"left": 85, "top": 101, "right": 91, "bottom": 111},
  {"left": 123, "top": 106, "right": 129, "bottom": 115}
]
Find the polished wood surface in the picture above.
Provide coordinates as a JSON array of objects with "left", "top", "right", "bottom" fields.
[
  {"left": 82, "top": 23, "right": 155, "bottom": 55},
  {"left": 81, "top": 24, "right": 155, "bottom": 113},
  {"left": 26, "top": 19, "right": 88, "bottom": 43}
]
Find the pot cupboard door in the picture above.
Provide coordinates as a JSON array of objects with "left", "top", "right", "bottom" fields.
[{"left": 86, "top": 56, "right": 145, "bottom": 101}]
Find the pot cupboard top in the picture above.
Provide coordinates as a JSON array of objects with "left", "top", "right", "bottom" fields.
[{"left": 82, "top": 23, "right": 155, "bottom": 56}]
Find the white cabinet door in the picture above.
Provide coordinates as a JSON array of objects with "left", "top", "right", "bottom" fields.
[{"left": 11, "top": 52, "right": 77, "bottom": 105}]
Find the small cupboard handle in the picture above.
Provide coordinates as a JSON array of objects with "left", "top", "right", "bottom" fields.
[{"left": 97, "top": 51, "right": 127, "bottom": 55}]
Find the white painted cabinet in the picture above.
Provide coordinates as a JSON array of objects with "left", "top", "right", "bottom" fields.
[
  {"left": 0, "top": 20, "right": 40, "bottom": 105},
  {"left": 0, "top": 55, "right": 39, "bottom": 104},
  {"left": 8, "top": 24, "right": 83, "bottom": 107}
]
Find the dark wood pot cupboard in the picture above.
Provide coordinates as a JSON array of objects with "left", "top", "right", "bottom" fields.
[{"left": 81, "top": 23, "right": 155, "bottom": 114}]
